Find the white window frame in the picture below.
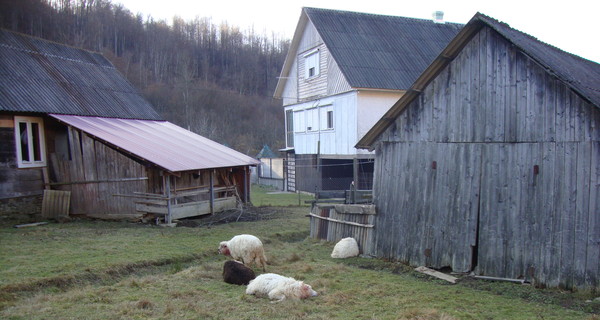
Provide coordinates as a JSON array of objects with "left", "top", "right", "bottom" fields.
[
  {"left": 304, "top": 49, "right": 320, "bottom": 79},
  {"left": 14, "top": 116, "right": 46, "bottom": 168},
  {"left": 319, "top": 105, "right": 334, "bottom": 131}
]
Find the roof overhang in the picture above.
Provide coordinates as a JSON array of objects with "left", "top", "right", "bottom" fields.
[{"left": 51, "top": 114, "right": 259, "bottom": 173}]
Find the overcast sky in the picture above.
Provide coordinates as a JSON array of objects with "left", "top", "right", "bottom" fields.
[{"left": 115, "top": 0, "right": 599, "bottom": 63}]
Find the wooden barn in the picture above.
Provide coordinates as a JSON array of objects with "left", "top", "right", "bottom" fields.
[
  {"left": 0, "top": 29, "right": 259, "bottom": 222},
  {"left": 356, "top": 13, "right": 600, "bottom": 290}
]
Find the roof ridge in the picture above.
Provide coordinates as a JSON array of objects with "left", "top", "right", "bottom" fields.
[
  {"left": 475, "top": 12, "right": 599, "bottom": 64},
  {"left": 0, "top": 42, "right": 114, "bottom": 69},
  {"left": 303, "top": 7, "right": 464, "bottom": 26}
]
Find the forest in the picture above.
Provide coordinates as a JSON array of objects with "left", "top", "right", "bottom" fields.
[{"left": 0, "top": 0, "right": 289, "bottom": 155}]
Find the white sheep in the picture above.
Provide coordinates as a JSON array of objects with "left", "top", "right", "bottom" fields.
[
  {"left": 331, "top": 237, "right": 359, "bottom": 258},
  {"left": 245, "top": 273, "right": 318, "bottom": 302},
  {"left": 218, "top": 234, "right": 267, "bottom": 271}
]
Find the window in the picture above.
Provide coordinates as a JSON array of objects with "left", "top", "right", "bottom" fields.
[
  {"left": 319, "top": 105, "right": 334, "bottom": 130},
  {"left": 285, "top": 110, "right": 294, "bottom": 148},
  {"left": 304, "top": 50, "right": 320, "bottom": 79},
  {"left": 14, "top": 116, "right": 46, "bottom": 168}
]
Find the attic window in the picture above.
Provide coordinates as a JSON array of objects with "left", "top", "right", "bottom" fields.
[
  {"left": 304, "top": 49, "right": 320, "bottom": 79},
  {"left": 14, "top": 116, "right": 47, "bottom": 168}
]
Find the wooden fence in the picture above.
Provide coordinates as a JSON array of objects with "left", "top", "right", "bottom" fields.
[{"left": 309, "top": 204, "right": 376, "bottom": 256}]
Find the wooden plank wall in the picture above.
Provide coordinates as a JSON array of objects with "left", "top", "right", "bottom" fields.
[
  {"left": 50, "top": 127, "right": 148, "bottom": 218},
  {"left": 309, "top": 204, "right": 376, "bottom": 256},
  {"left": 0, "top": 123, "right": 45, "bottom": 199},
  {"left": 372, "top": 27, "right": 600, "bottom": 289}
]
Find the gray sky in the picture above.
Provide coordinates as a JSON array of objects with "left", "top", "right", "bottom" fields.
[{"left": 115, "top": 0, "right": 599, "bottom": 63}]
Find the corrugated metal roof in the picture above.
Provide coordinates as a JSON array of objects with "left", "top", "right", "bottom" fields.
[
  {"left": 304, "top": 7, "right": 463, "bottom": 90},
  {"left": 475, "top": 14, "right": 600, "bottom": 108},
  {"left": 0, "top": 29, "right": 161, "bottom": 120},
  {"left": 51, "top": 114, "right": 259, "bottom": 172}
]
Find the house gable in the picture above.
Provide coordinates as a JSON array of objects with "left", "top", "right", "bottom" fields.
[
  {"left": 274, "top": 7, "right": 463, "bottom": 104},
  {"left": 278, "top": 14, "right": 352, "bottom": 105}
]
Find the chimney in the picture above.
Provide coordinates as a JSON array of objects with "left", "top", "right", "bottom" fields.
[{"left": 432, "top": 11, "right": 445, "bottom": 24}]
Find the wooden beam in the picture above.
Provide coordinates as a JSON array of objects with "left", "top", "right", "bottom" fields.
[
  {"left": 47, "top": 177, "right": 148, "bottom": 186},
  {"left": 308, "top": 213, "right": 373, "bottom": 228},
  {"left": 414, "top": 266, "right": 457, "bottom": 284}
]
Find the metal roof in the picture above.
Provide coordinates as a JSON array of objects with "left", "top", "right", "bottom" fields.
[
  {"left": 51, "top": 114, "right": 259, "bottom": 172},
  {"left": 256, "top": 145, "right": 280, "bottom": 159},
  {"left": 305, "top": 8, "right": 463, "bottom": 90},
  {"left": 0, "top": 29, "right": 161, "bottom": 120},
  {"left": 356, "top": 13, "right": 600, "bottom": 149},
  {"left": 475, "top": 14, "right": 600, "bottom": 108}
]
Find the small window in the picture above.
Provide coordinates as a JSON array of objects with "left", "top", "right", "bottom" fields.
[
  {"left": 14, "top": 116, "right": 46, "bottom": 168},
  {"left": 304, "top": 50, "right": 320, "bottom": 79},
  {"left": 319, "top": 105, "right": 334, "bottom": 130}
]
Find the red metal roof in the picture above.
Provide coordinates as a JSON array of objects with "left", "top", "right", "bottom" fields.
[{"left": 51, "top": 114, "right": 259, "bottom": 172}]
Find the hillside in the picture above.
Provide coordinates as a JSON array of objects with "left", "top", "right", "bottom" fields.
[{"left": 0, "top": 0, "right": 289, "bottom": 155}]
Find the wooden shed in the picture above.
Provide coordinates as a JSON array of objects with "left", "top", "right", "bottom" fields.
[
  {"left": 356, "top": 14, "right": 600, "bottom": 290},
  {"left": 0, "top": 29, "right": 259, "bottom": 222}
]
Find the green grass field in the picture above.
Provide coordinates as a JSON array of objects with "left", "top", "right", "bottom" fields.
[{"left": 0, "top": 186, "right": 598, "bottom": 319}]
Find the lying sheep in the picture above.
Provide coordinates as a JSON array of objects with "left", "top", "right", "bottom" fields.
[
  {"left": 219, "top": 234, "right": 267, "bottom": 271},
  {"left": 331, "top": 237, "right": 359, "bottom": 258},
  {"left": 222, "top": 260, "right": 255, "bottom": 285},
  {"left": 246, "top": 273, "right": 318, "bottom": 302}
]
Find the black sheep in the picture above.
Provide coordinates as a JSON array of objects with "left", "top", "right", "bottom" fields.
[{"left": 222, "top": 260, "right": 256, "bottom": 285}]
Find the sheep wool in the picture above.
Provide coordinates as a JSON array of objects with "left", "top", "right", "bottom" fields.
[
  {"left": 222, "top": 260, "right": 255, "bottom": 285},
  {"left": 331, "top": 237, "right": 360, "bottom": 258},
  {"left": 246, "top": 273, "right": 318, "bottom": 302},
  {"left": 218, "top": 234, "right": 267, "bottom": 271}
]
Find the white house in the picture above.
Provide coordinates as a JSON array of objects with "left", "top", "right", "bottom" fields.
[{"left": 274, "top": 7, "right": 462, "bottom": 192}]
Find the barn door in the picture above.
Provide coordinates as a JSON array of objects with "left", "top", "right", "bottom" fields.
[{"left": 475, "top": 143, "right": 551, "bottom": 281}]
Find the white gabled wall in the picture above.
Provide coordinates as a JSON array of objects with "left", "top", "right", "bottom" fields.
[{"left": 356, "top": 90, "right": 405, "bottom": 143}]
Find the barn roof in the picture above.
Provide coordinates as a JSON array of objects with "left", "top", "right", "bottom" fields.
[
  {"left": 51, "top": 114, "right": 259, "bottom": 173},
  {"left": 0, "top": 29, "right": 161, "bottom": 120},
  {"left": 274, "top": 8, "right": 463, "bottom": 97},
  {"left": 356, "top": 13, "right": 600, "bottom": 149}
]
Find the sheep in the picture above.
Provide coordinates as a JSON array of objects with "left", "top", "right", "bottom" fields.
[
  {"left": 222, "top": 260, "right": 256, "bottom": 285},
  {"left": 331, "top": 237, "right": 359, "bottom": 258},
  {"left": 218, "top": 234, "right": 267, "bottom": 271},
  {"left": 245, "top": 273, "right": 318, "bottom": 302}
]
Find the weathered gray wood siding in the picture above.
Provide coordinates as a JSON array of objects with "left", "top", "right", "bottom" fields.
[
  {"left": 50, "top": 126, "right": 149, "bottom": 217},
  {"left": 0, "top": 115, "right": 45, "bottom": 200},
  {"left": 372, "top": 27, "right": 600, "bottom": 289}
]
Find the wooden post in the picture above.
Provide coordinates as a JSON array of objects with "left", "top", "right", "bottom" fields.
[
  {"left": 210, "top": 170, "right": 215, "bottom": 214},
  {"left": 165, "top": 174, "right": 172, "bottom": 224},
  {"left": 244, "top": 166, "right": 249, "bottom": 202},
  {"left": 353, "top": 158, "right": 359, "bottom": 191}
]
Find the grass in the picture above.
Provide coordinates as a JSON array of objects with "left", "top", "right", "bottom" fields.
[
  {"left": 0, "top": 187, "right": 598, "bottom": 319},
  {"left": 249, "top": 184, "right": 314, "bottom": 207}
]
